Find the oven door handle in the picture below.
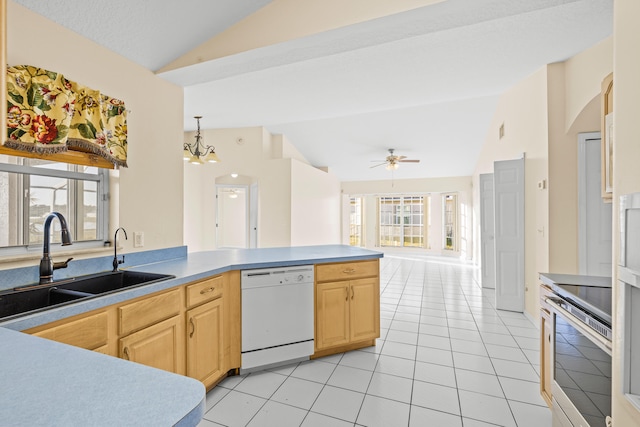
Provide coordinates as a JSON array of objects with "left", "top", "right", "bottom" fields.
[{"left": 545, "top": 297, "right": 613, "bottom": 355}]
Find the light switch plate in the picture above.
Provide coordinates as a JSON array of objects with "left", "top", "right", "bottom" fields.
[{"left": 133, "top": 232, "right": 144, "bottom": 247}]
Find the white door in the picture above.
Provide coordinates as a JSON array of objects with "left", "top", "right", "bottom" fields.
[
  {"left": 480, "top": 173, "right": 496, "bottom": 289},
  {"left": 578, "top": 133, "right": 612, "bottom": 276},
  {"left": 494, "top": 158, "right": 525, "bottom": 312},
  {"left": 216, "top": 185, "right": 248, "bottom": 249}
]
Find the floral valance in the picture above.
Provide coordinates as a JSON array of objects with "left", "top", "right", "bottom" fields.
[{"left": 5, "top": 65, "right": 128, "bottom": 168}]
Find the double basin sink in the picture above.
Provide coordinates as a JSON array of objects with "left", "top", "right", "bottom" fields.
[{"left": 0, "top": 270, "right": 174, "bottom": 320}]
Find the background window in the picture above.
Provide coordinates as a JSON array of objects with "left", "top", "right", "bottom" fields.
[
  {"left": 444, "top": 193, "right": 458, "bottom": 251},
  {"left": 379, "top": 196, "right": 424, "bottom": 248},
  {"left": 0, "top": 155, "right": 109, "bottom": 252},
  {"left": 349, "top": 197, "right": 363, "bottom": 246}
]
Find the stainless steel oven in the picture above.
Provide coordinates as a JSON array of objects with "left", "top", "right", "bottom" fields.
[{"left": 545, "top": 280, "right": 612, "bottom": 427}]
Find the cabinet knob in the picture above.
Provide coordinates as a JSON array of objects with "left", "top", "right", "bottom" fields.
[
  {"left": 345, "top": 286, "right": 349, "bottom": 301},
  {"left": 343, "top": 268, "right": 356, "bottom": 274},
  {"left": 200, "top": 287, "right": 215, "bottom": 295},
  {"left": 351, "top": 287, "right": 354, "bottom": 300},
  {"left": 189, "top": 318, "right": 195, "bottom": 338},
  {"left": 123, "top": 347, "right": 130, "bottom": 360}
]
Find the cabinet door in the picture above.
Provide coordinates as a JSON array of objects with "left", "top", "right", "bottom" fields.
[
  {"left": 540, "top": 309, "right": 553, "bottom": 407},
  {"left": 187, "top": 298, "right": 224, "bottom": 388},
  {"left": 316, "top": 281, "right": 350, "bottom": 350},
  {"left": 349, "top": 278, "right": 380, "bottom": 342},
  {"left": 32, "top": 311, "right": 108, "bottom": 352},
  {"left": 119, "top": 315, "right": 184, "bottom": 375}
]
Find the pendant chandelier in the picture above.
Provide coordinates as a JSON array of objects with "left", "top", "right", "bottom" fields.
[{"left": 183, "top": 116, "right": 220, "bottom": 165}]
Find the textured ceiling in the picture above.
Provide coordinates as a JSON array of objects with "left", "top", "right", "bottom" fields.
[{"left": 13, "top": 0, "right": 613, "bottom": 182}]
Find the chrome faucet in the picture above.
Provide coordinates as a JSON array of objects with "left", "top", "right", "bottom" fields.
[
  {"left": 112, "top": 227, "right": 128, "bottom": 272},
  {"left": 39, "top": 212, "right": 73, "bottom": 284}
]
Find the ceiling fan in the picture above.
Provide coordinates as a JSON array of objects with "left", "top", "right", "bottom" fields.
[{"left": 370, "top": 149, "right": 420, "bottom": 170}]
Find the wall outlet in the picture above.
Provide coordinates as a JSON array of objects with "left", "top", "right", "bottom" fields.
[{"left": 133, "top": 232, "right": 144, "bottom": 248}]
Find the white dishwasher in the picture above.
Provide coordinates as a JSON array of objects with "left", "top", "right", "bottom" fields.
[{"left": 241, "top": 265, "right": 314, "bottom": 373}]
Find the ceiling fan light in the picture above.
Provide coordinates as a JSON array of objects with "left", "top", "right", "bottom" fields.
[{"left": 386, "top": 162, "right": 399, "bottom": 171}]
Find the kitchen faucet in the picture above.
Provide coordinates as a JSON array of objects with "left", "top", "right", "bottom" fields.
[
  {"left": 112, "top": 227, "right": 128, "bottom": 271},
  {"left": 39, "top": 212, "right": 73, "bottom": 284}
]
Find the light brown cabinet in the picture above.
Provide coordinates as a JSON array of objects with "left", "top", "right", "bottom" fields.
[
  {"left": 32, "top": 310, "right": 108, "bottom": 352},
  {"left": 186, "top": 298, "right": 224, "bottom": 387},
  {"left": 540, "top": 284, "right": 554, "bottom": 407},
  {"left": 118, "top": 288, "right": 181, "bottom": 334},
  {"left": 119, "top": 314, "right": 184, "bottom": 374},
  {"left": 24, "top": 259, "right": 377, "bottom": 384},
  {"left": 185, "top": 275, "right": 225, "bottom": 389},
  {"left": 118, "top": 287, "right": 185, "bottom": 374},
  {"left": 314, "top": 260, "right": 380, "bottom": 357},
  {"left": 316, "top": 280, "right": 350, "bottom": 348},
  {"left": 26, "top": 271, "right": 240, "bottom": 390}
]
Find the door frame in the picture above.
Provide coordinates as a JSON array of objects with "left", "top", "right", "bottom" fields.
[
  {"left": 215, "top": 184, "right": 250, "bottom": 249},
  {"left": 578, "top": 131, "right": 612, "bottom": 275}
]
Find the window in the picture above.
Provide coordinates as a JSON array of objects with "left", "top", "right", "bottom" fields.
[
  {"left": 443, "top": 193, "right": 458, "bottom": 251},
  {"left": 349, "top": 197, "right": 363, "bottom": 246},
  {"left": 379, "top": 196, "right": 424, "bottom": 248},
  {"left": 0, "top": 155, "right": 109, "bottom": 253}
]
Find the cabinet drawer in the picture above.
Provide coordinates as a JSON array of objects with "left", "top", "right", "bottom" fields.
[
  {"left": 119, "top": 288, "right": 181, "bottom": 335},
  {"left": 186, "top": 275, "right": 223, "bottom": 308},
  {"left": 316, "top": 260, "right": 379, "bottom": 282},
  {"left": 33, "top": 311, "right": 108, "bottom": 350}
]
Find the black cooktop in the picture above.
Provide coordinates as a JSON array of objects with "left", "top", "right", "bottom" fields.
[{"left": 539, "top": 273, "right": 612, "bottom": 326}]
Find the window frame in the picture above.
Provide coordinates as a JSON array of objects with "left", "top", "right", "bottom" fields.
[
  {"left": 0, "top": 159, "right": 110, "bottom": 256},
  {"left": 349, "top": 197, "right": 363, "bottom": 247},
  {"left": 443, "top": 192, "right": 458, "bottom": 251},
  {"left": 378, "top": 195, "right": 425, "bottom": 248}
]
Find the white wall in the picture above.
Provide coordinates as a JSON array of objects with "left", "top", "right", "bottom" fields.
[
  {"left": 473, "top": 67, "right": 549, "bottom": 317},
  {"left": 472, "top": 40, "right": 610, "bottom": 319},
  {"left": 6, "top": 2, "right": 184, "bottom": 261},
  {"left": 258, "top": 159, "right": 292, "bottom": 247},
  {"left": 291, "top": 160, "right": 341, "bottom": 246},
  {"left": 183, "top": 127, "right": 341, "bottom": 250}
]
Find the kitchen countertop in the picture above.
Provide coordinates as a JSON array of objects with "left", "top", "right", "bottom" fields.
[
  {"left": 0, "top": 327, "right": 205, "bottom": 427},
  {"left": 1, "top": 244, "right": 382, "bottom": 331},
  {"left": 0, "top": 244, "right": 382, "bottom": 426}
]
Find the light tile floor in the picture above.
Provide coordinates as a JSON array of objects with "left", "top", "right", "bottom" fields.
[{"left": 198, "top": 252, "right": 552, "bottom": 427}]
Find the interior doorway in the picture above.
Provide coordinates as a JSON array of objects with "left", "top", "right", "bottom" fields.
[
  {"left": 578, "top": 132, "right": 612, "bottom": 276},
  {"left": 216, "top": 185, "right": 248, "bottom": 249}
]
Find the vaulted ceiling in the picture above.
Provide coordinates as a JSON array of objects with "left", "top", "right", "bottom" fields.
[{"left": 14, "top": 0, "right": 612, "bottom": 181}]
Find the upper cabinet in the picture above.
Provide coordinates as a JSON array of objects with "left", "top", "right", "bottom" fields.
[{"left": 602, "top": 72, "right": 614, "bottom": 202}]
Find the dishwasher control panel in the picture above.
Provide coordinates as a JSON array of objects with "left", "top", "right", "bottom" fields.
[{"left": 241, "top": 265, "right": 314, "bottom": 289}]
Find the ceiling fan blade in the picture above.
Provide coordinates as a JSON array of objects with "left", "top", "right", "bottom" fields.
[
  {"left": 370, "top": 162, "right": 387, "bottom": 168},
  {"left": 396, "top": 155, "right": 407, "bottom": 161},
  {"left": 398, "top": 159, "right": 420, "bottom": 163}
]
